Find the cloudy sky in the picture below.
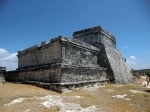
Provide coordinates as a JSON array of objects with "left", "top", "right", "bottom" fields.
[
  {"left": 0, "top": 48, "right": 17, "bottom": 70},
  {"left": 0, "top": 0, "right": 150, "bottom": 71}
]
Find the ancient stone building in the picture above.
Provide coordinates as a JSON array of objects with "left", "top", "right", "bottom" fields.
[
  {"left": 73, "top": 26, "right": 133, "bottom": 83},
  {"left": 0, "top": 66, "right": 6, "bottom": 84},
  {"left": 5, "top": 26, "right": 134, "bottom": 92}
]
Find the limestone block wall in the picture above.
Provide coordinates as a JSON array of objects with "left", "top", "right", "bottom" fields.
[
  {"left": 61, "top": 67, "right": 107, "bottom": 83},
  {"left": 5, "top": 36, "right": 110, "bottom": 92},
  {"left": 6, "top": 36, "right": 109, "bottom": 85},
  {"left": 104, "top": 45, "right": 133, "bottom": 83},
  {"left": 73, "top": 26, "right": 116, "bottom": 48},
  {"left": 18, "top": 36, "right": 100, "bottom": 69},
  {"left": 59, "top": 37, "right": 108, "bottom": 83},
  {"left": 61, "top": 39, "right": 99, "bottom": 68},
  {"left": 6, "top": 65, "right": 107, "bottom": 86},
  {"left": 18, "top": 42, "right": 61, "bottom": 69},
  {"left": 101, "top": 33, "right": 116, "bottom": 48},
  {"left": 5, "top": 64, "right": 61, "bottom": 83}
]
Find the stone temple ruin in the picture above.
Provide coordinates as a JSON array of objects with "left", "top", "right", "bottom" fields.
[
  {"left": 0, "top": 66, "right": 6, "bottom": 85},
  {"left": 5, "top": 26, "right": 134, "bottom": 92}
]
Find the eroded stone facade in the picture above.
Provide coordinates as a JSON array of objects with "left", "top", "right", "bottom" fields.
[{"left": 5, "top": 26, "right": 134, "bottom": 92}]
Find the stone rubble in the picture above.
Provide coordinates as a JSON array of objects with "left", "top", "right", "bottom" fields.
[
  {"left": 129, "top": 90, "right": 146, "bottom": 94},
  {"left": 112, "top": 94, "right": 130, "bottom": 101},
  {"left": 5, "top": 98, "right": 24, "bottom": 106},
  {"left": 4, "top": 95, "right": 99, "bottom": 112}
]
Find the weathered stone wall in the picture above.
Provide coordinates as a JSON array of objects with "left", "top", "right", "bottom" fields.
[
  {"left": 5, "top": 65, "right": 108, "bottom": 92},
  {"left": 9, "top": 36, "right": 107, "bottom": 84},
  {"left": 6, "top": 36, "right": 109, "bottom": 92},
  {"left": 5, "top": 64, "right": 61, "bottom": 83},
  {"left": 73, "top": 26, "right": 134, "bottom": 84},
  {"left": 18, "top": 41, "right": 61, "bottom": 69},
  {"left": 0, "top": 75, "right": 5, "bottom": 84},
  {"left": 61, "top": 67, "right": 107, "bottom": 83},
  {"left": 18, "top": 36, "right": 100, "bottom": 69},
  {"left": 61, "top": 38, "right": 100, "bottom": 68},
  {"left": 0, "top": 67, "right": 6, "bottom": 84},
  {"left": 73, "top": 26, "right": 116, "bottom": 48},
  {"left": 104, "top": 45, "right": 133, "bottom": 83},
  {"left": 59, "top": 37, "right": 108, "bottom": 84}
]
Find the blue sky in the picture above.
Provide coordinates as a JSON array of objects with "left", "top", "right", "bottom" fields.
[{"left": 0, "top": 0, "right": 150, "bottom": 71}]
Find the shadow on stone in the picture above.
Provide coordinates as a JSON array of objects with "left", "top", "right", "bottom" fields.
[{"left": 144, "top": 90, "right": 150, "bottom": 93}]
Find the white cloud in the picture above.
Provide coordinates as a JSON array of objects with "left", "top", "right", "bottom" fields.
[
  {"left": 127, "top": 56, "right": 137, "bottom": 65},
  {"left": 0, "top": 48, "right": 18, "bottom": 71},
  {"left": 0, "top": 48, "right": 9, "bottom": 58},
  {"left": 126, "top": 55, "right": 137, "bottom": 70},
  {"left": 129, "top": 56, "right": 136, "bottom": 60},
  {"left": 127, "top": 55, "right": 150, "bottom": 70},
  {"left": 127, "top": 59, "right": 136, "bottom": 65}
]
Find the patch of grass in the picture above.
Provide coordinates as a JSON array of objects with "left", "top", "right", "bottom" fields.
[
  {"left": 143, "top": 94, "right": 148, "bottom": 97},
  {"left": 62, "top": 90, "right": 97, "bottom": 107},
  {"left": 23, "top": 98, "right": 36, "bottom": 102},
  {"left": 41, "top": 106, "right": 60, "bottom": 112},
  {"left": 0, "top": 82, "right": 59, "bottom": 99}
]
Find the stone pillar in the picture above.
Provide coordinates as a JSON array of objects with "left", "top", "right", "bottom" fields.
[{"left": 0, "top": 67, "right": 6, "bottom": 85}]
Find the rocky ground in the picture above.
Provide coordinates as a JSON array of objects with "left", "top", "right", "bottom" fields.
[{"left": 0, "top": 77, "right": 150, "bottom": 112}]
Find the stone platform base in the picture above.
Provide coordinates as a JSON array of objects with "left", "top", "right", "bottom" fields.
[
  {"left": 5, "top": 64, "right": 108, "bottom": 93},
  {"left": 20, "top": 79, "right": 109, "bottom": 93}
]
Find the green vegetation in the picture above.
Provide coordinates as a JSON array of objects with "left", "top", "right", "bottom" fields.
[{"left": 146, "top": 72, "right": 150, "bottom": 77}]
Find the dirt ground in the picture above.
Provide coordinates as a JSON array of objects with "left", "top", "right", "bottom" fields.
[{"left": 0, "top": 77, "right": 150, "bottom": 112}]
